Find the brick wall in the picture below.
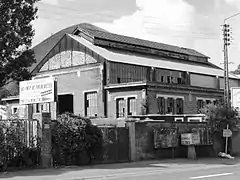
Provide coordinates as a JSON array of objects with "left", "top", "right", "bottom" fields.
[{"left": 147, "top": 88, "right": 222, "bottom": 115}]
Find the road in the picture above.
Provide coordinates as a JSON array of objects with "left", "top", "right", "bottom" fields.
[{"left": 0, "top": 159, "right": 239, "bottom": 180}]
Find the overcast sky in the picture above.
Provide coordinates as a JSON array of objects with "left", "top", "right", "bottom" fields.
[{"left": 33, "top": 0, "right": 240, "bottom": 71}]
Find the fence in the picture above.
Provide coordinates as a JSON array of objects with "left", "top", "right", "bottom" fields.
[
  {"left": 93, "top": 126, "right": 129, "bottom": 164},
  {"left": 0, "top": 119, "right": 41, "bottom": 171}
]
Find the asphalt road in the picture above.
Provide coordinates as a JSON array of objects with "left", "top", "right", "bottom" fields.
[
  {"left": 94, "top": 164, "right": 240, "bottom": 180},
  {"left": 1, "top": 159, "right": 240, "bottom": 180}
]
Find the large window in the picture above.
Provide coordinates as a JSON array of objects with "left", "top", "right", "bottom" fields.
[
  {"left": 176, "top": 98, "right": 184, "bottom": 114},
  {"left": 167, "top": 97, "right": 174, "bottom": 114},
  {"left": 116, "top": 98, "right": 125, "bottom": 118},
  {"left": 197, "top": 99, "right": 204, "bottom": 112},
  {"left": 85, "top": 91, "right": 98, "bottom": 117},
  {"left": 116, "top": 96, "right": 137, "bottom": 118},
  {"left": 127, "top": 97, "right": 136, "bottom": 116},
  {"left": 157, "top": 97, "right": 165, "bottom": 114}
]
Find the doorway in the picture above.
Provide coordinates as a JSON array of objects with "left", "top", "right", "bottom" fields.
[{"left": 58, "top": 94, "right": 74, "bottom": 114}]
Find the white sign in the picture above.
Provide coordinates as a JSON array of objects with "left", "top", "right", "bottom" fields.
[
  {"left": 223, "top": 129, "right": 232, "bottom": 137},
  {"left": 181, "top": 133, "right": 200, "bottom": 145},
  {"left": 231, "top": 87, "right": 240, "bottom": 111},
  {"left": 20, "top": 78, "right": 56, "bottom": 105}
]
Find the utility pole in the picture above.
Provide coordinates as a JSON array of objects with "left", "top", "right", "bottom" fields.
[
  {"left": 222, "top": 23, "right": 231, "bottom": 108},
  {"left": 222, "top": 12, "right": 240, "bottom": 108}
]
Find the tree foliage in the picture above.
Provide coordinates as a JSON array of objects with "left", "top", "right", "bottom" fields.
[
  {"left": 0, "top": 0, "right": 40, "bottom": 88},
  {"left": 199, "top": 102, "right": 239, "bottom": 131}
]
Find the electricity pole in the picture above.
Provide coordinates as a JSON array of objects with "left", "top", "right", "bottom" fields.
[
  {"left": 223, "top": 12, "right": 240, "bottom": 108},
  {"left": 222, "top": 23, "right": 231, "bottom": 108}
]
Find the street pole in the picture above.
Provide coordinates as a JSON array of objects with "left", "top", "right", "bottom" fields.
[
  {"left": 223, "top": 12, "right": 240, "bottom": 108},
  {"left": 223, "top": 23, "right": 231, "bottom": 108},
  {"left": 222, "top": 12, "right": 240, "bottom": 155}
]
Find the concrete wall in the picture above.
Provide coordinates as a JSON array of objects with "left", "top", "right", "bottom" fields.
[
  {"left": 190, "top": 74, "right": 218, "bottom": 88},
  {"left": 34, "top": 63, "right": 104, "bottom": 117},
  {"left": 134, "top": 122, "right": 215, "bottom": 161}
]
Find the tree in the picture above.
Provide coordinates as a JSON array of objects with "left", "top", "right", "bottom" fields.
[
  {"left": 199, "top": 102, "right": 239, "bottom": 132},
  {"left": 0, "top": 0, "right": 40, "bottom": 88},
  {"left": 231, "top": 64, "right": 240, "bottom": 75}
]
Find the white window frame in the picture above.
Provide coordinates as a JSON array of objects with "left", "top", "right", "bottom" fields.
[
  {"left": 187, "top": 117, "right": 202, "bottom": 122},
  {"left": 11, "top": 105, "right": 20, "bottom": 114},
  {"left": 114, "top": 95, "right": 138, "bottom": 118},
  {"left": 174, "top": 117, "right": 184, "bottom": 122}
]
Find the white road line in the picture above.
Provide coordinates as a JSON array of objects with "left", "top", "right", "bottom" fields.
[{"left": 190, "top": 173, "right": 233, "bottom": 179}]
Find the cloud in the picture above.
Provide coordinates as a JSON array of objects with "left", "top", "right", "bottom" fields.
[{"left": 94, "top": 0, "right": 195, "bottom": 47}]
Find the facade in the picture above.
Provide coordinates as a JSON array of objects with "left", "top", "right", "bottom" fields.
[{"left": 3, "top": 23, "right": 240, "bottom": 119}]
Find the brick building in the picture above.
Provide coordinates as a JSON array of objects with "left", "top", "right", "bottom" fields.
[{"left": 3, "top": 23, "right": 240, "bottom": 119}]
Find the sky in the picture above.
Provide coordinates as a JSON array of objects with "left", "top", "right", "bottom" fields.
[{"left": 33, "top": 0, "right": 240, "bottom": 71}]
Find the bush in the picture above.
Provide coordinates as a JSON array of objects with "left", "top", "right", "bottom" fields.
[{"left": 51, "top": 113, "right": 102, "bottom": 166}]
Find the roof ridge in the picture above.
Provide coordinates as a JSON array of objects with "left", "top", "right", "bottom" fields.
[{"left": 76, "top": 26, "right": 208, "bottom": 58}]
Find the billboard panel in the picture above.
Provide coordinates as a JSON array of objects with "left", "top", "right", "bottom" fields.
[
  {"left": 231, "top": 87, "right": 240, "bottom": 111},
  {"left": 20, "top": 78, "right": 56, "bottom": 105}
]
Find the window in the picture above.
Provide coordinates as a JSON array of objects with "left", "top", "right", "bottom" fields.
[
  {"left": 177, "top": 77, "right": 182, "bottom": 84},
  {"left": 127, "top": 97, "right": 136, "bottom": 116},
  {"left": 117, "top": 77, "right": 121, "bottom": 83},
  {"left": 116, "top": 98, "right": 125, "bottom": 118},
  {"left": 167, "top": 76, "right": 171, "bottom": 83},
  {"left": 36, "top": 103, "right": 40, "bottom": 113},
  {"left": 176, "top": 98, "right": 184, "bottom": 114},
  {"left": 85, "top": 91, "right": 98, "bottom": 117},
  {"left": 161, "top": 76, "right": 164, "bottom": 83},
  {"left": 167, "top": 97, "right": 174, "bottom": 114},
  {"left": 197, "top": 100, "right": 204, "bottom": 113},
  {"left": 206, "top": 100, "right": 211, "bottom": 105},
  {"left": 13, "top": 107, "right": 18, "bottom": 114},
  {"left": 157, "top": 97, "right": 165, "bottom": 114}
]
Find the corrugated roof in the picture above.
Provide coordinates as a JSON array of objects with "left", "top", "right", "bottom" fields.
[
  {"left": 69, "top": 34, "right": 238, "bottom": 79},
  {"left": 78, "top": 27, "right": 209, "bottom": 58}
]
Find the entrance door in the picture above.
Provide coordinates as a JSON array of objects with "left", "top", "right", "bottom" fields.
[{"left": 58, "top": 94, "right": 74, "bottom": 114}]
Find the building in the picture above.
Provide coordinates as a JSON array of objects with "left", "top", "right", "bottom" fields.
[{"left": 3, "top": 23, "right": 240, "bottom": 119}]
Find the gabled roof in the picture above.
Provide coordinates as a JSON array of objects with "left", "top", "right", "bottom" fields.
[
  {"left": 31, "top": 23, "right": 106, "bottom": 72},
  {"left": 32, "top": 23, "right": 211, "bottom": 74},
  {"left": 69, "top": 34, "right": 238, "bottom": 79},
  {"left": 75, "top": 25, "right": 209, "bottom": 58}
]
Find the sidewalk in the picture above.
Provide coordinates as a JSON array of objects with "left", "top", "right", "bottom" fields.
[{"left": 0, "top": 158, "right": 239, "bottom": 180}]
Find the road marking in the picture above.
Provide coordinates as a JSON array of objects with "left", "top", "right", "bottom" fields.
[{"left": 190, "top": 173, "right": 233, "bottom": 179}]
